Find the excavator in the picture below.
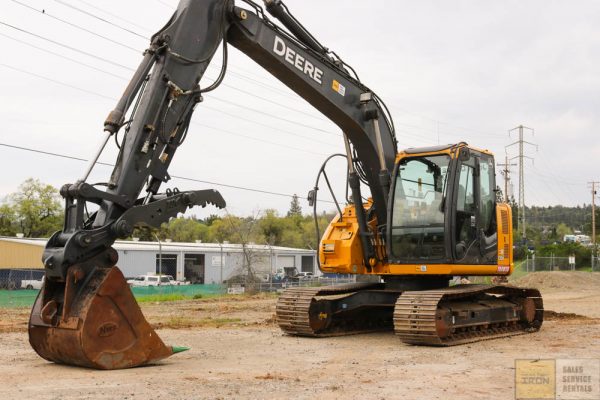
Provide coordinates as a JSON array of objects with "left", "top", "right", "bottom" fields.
[{"left": 28, "top": 0, "right": 543, "bottom": 369}]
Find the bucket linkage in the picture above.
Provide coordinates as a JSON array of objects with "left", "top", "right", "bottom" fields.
[{"left": 29, "top": 188, "right": 225, "bottom": 369}]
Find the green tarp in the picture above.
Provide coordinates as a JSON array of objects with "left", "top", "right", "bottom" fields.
[{"left": 0, "top": 284, "right": 226, "bottom": 309}]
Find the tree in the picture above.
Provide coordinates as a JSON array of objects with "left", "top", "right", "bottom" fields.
[
  {"left": 259, "top": 209, "right": 286, "bottom": 245},
  {"left": 210, "top": 212, "right": 266, "bottom": 291},
  {"left": 555, "top": 223, "right": 572, "bottom": 240},
  {"left": 203, "top": 214, "right": 221, "bottom": 226},
  {"left": 9, "top": 178, "right": 62, "bottom": 237},
  {"left": 301, "top": 213, "right": 334, "bottom": 249},
  {"left": 160, "top": 217, "right": 208, "bottom": 242},
  {"left": 0, "top": 204, "right": 16, "bottom": 236},
  {"left": 287, "top": 194, "right": 302, "bottom": 217},
  {"left": 208, "top": 215, "right": 243, "bottom": 243}
]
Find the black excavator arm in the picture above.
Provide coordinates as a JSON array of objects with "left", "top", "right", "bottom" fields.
[
  {"left": 43, "top": 0, "right": 398, "bottom": 281},
  {"left": 32, "top": 0, "right": 400, "bottom": 369}
]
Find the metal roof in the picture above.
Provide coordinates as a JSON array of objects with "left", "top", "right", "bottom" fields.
[{"left": 0, "top": 237, "right": 315, "bottom": 254}]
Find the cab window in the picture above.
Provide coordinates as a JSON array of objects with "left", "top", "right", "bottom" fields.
[
  {"left": 453, "top": 152, "right": 497, "bottom": 263},
  {"left": 390, "top": 154, "right": 450, "bottom": 261},
  {"left": 455, "top": 158, "right": 477, "bottom": 257},
  {"left": 479, "top": 155, "right": 496, "bottom": 235}
]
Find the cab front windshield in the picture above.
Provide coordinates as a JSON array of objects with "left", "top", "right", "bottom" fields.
[{"left": 390, "top": 154, "right": 450, "bottom": 261}]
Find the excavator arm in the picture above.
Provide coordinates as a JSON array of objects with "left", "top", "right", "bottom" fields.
[
  {"left": 31, "top": 0, "right": 398, "bottom": 369},
  {"left": 43, "top": 0, "right": 396, "bottom": 282}
]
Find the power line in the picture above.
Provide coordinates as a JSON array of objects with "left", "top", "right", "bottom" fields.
[
  {"left": 53, "top": 0, "right": 148, "bottom": 40},
  {"left": 0, "top": 62, "right": 115, "bottom": 100},
  {"left": 56, "top": 0, "right": 318, "bottom": 99},
  {"left": 219, "top": 85, "right": 326, "bottom": 122},
  {"left": 0, "top": 32, "right": 128, "bottom": 80},
  {"left": 46, "top": 0, "right": 506, "bottom": 141},
  {"left": 0, "top": 142, "right": 335, "bottom": 203},
  {"left": 22, "top": 0, "right": 509, "bottom": 142},
  {"left": 155, "top": 0, "right": 176, "bottom": 9},
  {"left": 0, "top": 18, "right": 334, "bottom": 128},
  {"left": 0, "top": 50, "right": 336, "bottom": 144},
  {"left": 534, "top": 156, "right": 586, "bottom": 186},
  {"left": 3, "top": 0, "right": 535, "bottom": 184},
  {"left": 1, "top": 22, "right": 330, "bottom": 130},
  {"left": 207, "top": 98, "right": 339, "bottom": 137},
  {"left": 75, "top": 0, "right": 154, "bottom": 34},
  {"left": 195, "top": 111, "right": 337, "bottom": 148},
  {"left": 66, "top": 0, "right": 302, "bottom": 95},
  {"left": 192, "top": 121, "right": 332, "bottom": 155},
  {"left": 0, "top": 20, "right": 133, "bottom": 71},
  {"left": 9, "top": 0, "right": 139, "bottom": 51},
  {"left": 0, "top": 16, "right": 326, "bottom": 123},
  {"left": 0, "top": 62, "right": 336, "bottom": 154},
  {"left": 5, "top": 1, "right": 476, "bottom": 141}
]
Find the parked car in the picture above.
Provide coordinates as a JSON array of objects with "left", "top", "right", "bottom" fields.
[
  {"left": 168, "top": 276, "right": 190, "bottom": 285},
  {"left": 127, "top": 274, "right": 176, "bottom": 287},
  {"left": 292, "top": 272, "right": 315, "bottom": 281},
  {"left": 22, "top": 276, "right": 44, "bottom": 290}
]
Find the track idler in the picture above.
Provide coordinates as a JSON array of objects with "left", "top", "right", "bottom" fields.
[{"left": 29, "top": 266, "right": 182, "bottom": 369}]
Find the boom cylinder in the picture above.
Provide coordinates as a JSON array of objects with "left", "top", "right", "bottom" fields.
[
  {"left": 348, "top": 172, "right": 375, "bottom": 270},
  {"left": 264, "top": 0, "right": 325, "bottom": 54}
]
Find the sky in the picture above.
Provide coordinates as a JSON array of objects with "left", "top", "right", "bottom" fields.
[{"left": 1, "top": 0, "right": 599, "bottom": 219}]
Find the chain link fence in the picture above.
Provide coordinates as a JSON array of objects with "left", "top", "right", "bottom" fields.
[
  {"left": 233, "top": 276, "right": 357, "bottom": 294},
  {"left": 0, "top": 269, "right": 44, "bottom": 290},
  {"left": 523, "top": 254, "right": 598, "bottom": 272},
  {"left": 0, "top": 268, "right": 356, "bottom": 308}
]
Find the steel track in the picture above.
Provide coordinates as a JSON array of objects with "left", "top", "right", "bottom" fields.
[{"left": 393, "top": 284, "right": 544, "bottom": 346}]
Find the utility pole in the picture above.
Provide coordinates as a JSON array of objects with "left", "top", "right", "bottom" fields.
[
  {"left": 497, "top": 154, "right": 517, "bottom": 202},
  {"left": 588, "top": 181, "right": 599, "bottom": 245},
  {"left": 506, "top": 125, "right": 537, "bottom": 240},
  {"left": 589, "top": 182, "right": 599, "bottom": 271}
]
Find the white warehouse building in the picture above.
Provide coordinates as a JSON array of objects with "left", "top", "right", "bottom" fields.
[
  {"left": 114, "top": 240, "right": 318, "bottom": 283},
  {"left": 0, "top": 237, "right": 318, "bottom": 284}
]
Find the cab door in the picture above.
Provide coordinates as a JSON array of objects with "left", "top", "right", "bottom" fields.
[{"left": 451, "top": 148, "right": 498, "bottom": 264}]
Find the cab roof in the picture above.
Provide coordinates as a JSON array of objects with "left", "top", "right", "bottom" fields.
[{"left": 398, "top": 142, "right": 493, "bottom": 158}]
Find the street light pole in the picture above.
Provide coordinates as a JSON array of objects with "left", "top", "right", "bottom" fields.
[
  {"left": 219, "top": 242, "right": 224, "bottom": 284},
  {"left": 154, "top": 233, "right": 162, "bottom": 286}
]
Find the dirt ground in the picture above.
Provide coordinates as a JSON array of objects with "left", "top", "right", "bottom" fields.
[{"left": 0, "top": 272, "right": 599, "bottom": 400}]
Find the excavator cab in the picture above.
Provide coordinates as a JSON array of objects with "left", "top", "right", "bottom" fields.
[
  {"left": 319, "top": 142, "right": 513, "bottom": 278},
  {"left": 280, "top": 143, "right": 541, "bottom": 342},
  {"left": 388, "top": 143, "right": 505, "bottom": 270}
]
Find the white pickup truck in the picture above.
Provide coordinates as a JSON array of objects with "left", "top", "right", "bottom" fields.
[
  {"left": 127, "top": 274, "right": 189, "bottom": 287},
  {"left": 22, "top": 276, "right": 44, "bottom": 290}
]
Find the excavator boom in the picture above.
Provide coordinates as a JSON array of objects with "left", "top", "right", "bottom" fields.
[{"left": 30, "top": 0, "right": 398, "bottom": 370}]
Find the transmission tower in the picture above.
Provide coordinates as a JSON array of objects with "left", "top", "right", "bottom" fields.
[
  {"left": 506, "top": 125, "right": 537, "bottom": 240},
  {"left": 497, "top": 154, "right": 517, "bottom": 202}
]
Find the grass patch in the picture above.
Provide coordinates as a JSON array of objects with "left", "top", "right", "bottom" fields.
[
  {"left": 136, "top": 291, "right": 279, "bottom": 304},
  {"left": 510, "top": 260, "right": 528, "bottom": 280},
  {"left": 136, "top": 293, "right": 191, "bottom": 303},
  {"left": 155, "top": 316, "right": 242, "bottom": 329}
]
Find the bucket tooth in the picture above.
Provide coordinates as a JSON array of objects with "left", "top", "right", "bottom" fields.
[{"left": 28, "top": 266, "right": 174, "bottom": 369}]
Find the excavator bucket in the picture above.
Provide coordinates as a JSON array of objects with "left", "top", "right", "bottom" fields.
[{"left": 28, "top": 266, "right": 180, "bottom": 369}]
